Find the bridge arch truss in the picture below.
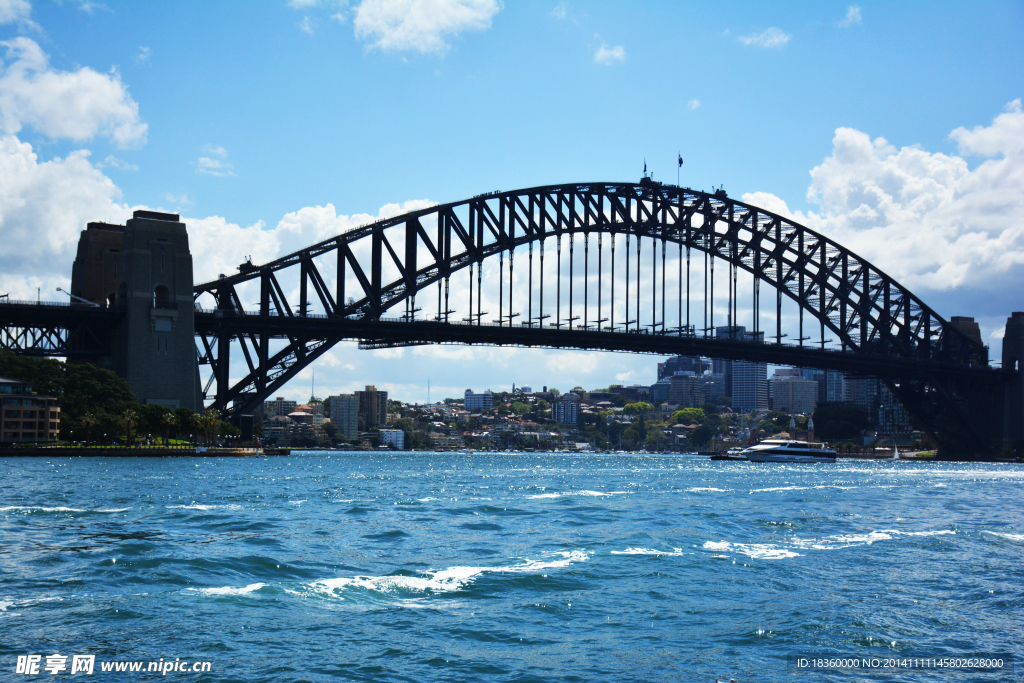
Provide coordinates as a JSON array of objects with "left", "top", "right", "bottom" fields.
[{"left": 194, "top": 182, "right": 1001, "bottom": 455}]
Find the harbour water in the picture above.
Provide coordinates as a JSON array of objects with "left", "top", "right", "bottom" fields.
[{"left": 1, "top": 453, "right": 1021, "bottom": 682}]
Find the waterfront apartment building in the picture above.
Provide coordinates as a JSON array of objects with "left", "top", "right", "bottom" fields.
[
  {"left": 356, "top": 386, "right": 388, "bottom": 427},
  {"left": 379, "top": 429, "right": 405, "bottom": 449},
  {"left": 464, "top": 389, "right": 493, "bottom": 411},
  {"left": 264, "top": 397, "right": 297, "bottom": 418},
  {"left": 325, "top": 393, "right": 359, "bottom": 439},
  {"left": 1, "top": 378, "right": 60, "bottom": 443}
]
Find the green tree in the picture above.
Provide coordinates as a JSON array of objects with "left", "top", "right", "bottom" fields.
[
  {"left": 691, "top": 424, "right": 713, "bottom": 448},
  {"left": 322, "top": 421, "right": 340, "bottom": 443},
  {"left": 670, "top": 407, "right": 706, "bottom": 425},
  {"left": 623, "top": 402, "right": 653, "bottom": 444},
  {"left": 511, "top": 401, "right": 530, "bottom": 416}
]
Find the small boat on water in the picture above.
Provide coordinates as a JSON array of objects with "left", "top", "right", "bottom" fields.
[
  {"left": 742, "top": 439, "right": 837, "bottom": 463},
  {"left": 710, "top": 447, "right": 748, "bottom": 461}
]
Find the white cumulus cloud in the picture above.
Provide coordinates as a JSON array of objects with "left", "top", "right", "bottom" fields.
[
  {"left": 741, "top": 100, "right": 1024, "bottom": 292},
  {"left": 687, "top": 99, "right": 700, "bottom": 110},
  {"left": 98, "top": 154, "right": 137, "bottom": 171},
  {"left": 0, "top": 134, "right": 131, "bottom": 299},
  {"left": 0, "top": 0, "right": 31, "bottom": 24},
  {"left": 353, "top": 0, "right": 501, "bottom": 55},
  {"left": 0, "top": 38, "right": 147, "bottom": 147},
  {"left": 839, "top": 5, "right": 861, "bottom": 28},
  {"left": 196, "top": 144, "right": 235, "bottom": 177},
  {"left": 738, "top": 27, "right": 790, "bottom": 48},
  {"left": 594, "top": 43, "right": 625, "bottom": 65}
]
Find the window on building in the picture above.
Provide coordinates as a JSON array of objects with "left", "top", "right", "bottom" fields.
[{"left": 154, "top": 285, "right": 171, "bottom": 309}]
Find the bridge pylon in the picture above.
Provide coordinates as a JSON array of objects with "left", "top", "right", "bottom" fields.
[{"left": 71, "top": 211, "right": 201, "bottom": 412}]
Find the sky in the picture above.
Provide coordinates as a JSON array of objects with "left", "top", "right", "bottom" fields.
[{"left": 0, "top": 0, "right": 1022, "bottom": 404}]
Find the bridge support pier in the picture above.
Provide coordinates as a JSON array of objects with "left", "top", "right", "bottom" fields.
[{"left": 1003, "top": 312, "right": 1024, "bottom": 456}]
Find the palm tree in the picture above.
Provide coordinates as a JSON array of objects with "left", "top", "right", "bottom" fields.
[
  {"left": 190, "top": 412, "right": 203, "bottom": 446},
  {"left": 202, "top": 409, "right": 220, "bottom": 446},
  {"left": 160, "top": 413, "right": 176, "bottom": 445},
  {"left": 122, "top": 409, "right": 138, "bottom": 447},
  {"left": 79, "top": 413, "right": 96, "bottom": 447}
]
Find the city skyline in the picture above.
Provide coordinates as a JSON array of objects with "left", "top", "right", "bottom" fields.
[{"left": 1, "top": 1, "right": 1021, "bottom": 403}]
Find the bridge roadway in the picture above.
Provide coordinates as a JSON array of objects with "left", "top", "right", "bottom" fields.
[
  {"left": 193, "top": 309, "right": 1002, "bottom": 383},
  {"left": 0, "top": 300, "right": 121, "bottom": 357}
]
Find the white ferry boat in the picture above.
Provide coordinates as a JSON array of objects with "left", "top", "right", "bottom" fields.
[{"left": 742, "top": 439, "right": 837, "bottom": 463}]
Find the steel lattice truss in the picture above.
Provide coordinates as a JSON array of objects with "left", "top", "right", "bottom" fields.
[
  {"left": 194, "top": 182, "right": 1004, "bottom": 455},
  {"left": 0, "top": 302, "right": 117, "bottom": 358}
]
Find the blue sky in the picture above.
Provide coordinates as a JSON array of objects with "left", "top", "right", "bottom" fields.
[{"left": 1, "top": 0, "right": 1022, "bottom": 403}]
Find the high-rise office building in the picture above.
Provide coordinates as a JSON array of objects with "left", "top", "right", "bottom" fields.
[
  {"left": 845, "top": 377, "right": 881, "bottom": 426},
  {"left": 769, "top": 370, "right": 818, "bottom": 414},
  {"left": 878, "top": 384, "right": 913, "bottom": 433},
  {"left": 715, "top": 326, "right": 767, "bottom": 411},
  {"left": 802, "top": 368, "right": 845, "bottom": 404},
  {"left": 668, "top": 373, "right": 704, "bottom": 407},
  {"left": 657, "top": 356, "right": 702, "bottom": 380}
]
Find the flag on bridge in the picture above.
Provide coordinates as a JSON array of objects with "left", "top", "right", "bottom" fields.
[{"left": 678, "top": 153, "right": 683, "bottom": 167}]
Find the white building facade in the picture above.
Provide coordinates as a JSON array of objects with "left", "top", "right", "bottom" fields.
[{"left": 465, "top": 389, "right": 493, "bottom": 411}]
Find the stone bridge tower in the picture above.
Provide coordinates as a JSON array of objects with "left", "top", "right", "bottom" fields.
[
  {"left": 71, "top": 210, "right": 200, "bottom": 411},
  {"left": 1004, "top": 312, "right": 1024, "bottom": 454}
]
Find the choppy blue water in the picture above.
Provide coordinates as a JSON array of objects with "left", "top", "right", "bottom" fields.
[{"left": 1, "top": 453, "right": 1021, "bottom": 682}]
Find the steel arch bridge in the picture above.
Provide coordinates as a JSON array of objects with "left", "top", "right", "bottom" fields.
[{"left": 192, "top": 180, "right": 1005, "bottom": 456}]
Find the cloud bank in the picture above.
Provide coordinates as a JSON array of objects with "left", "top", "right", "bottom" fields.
[
  {"left": 0, "top": 38, "right": 147, "bottom": 147},
  {"left": 742, "top": 100, "right": 1024, "bottom": 292}
]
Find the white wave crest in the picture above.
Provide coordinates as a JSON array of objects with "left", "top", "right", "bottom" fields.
[
  {"left": 702, "top": 540, "right": 801, "bottom": 560},
  {"left": 749, "top": 486, "right": 810, "bottom": 493},
  {"left": 0, "top": 506, "right": 85, "bottom": 512},
  {"left": 526, "top": 490, "right": 614, "bottom": 499},
  {"left": 687, "top": 487, "right": 727, "bottom": 492},
  {"left": 793, "top": 529, "right": 955, "bottom": 550},
  {"left": 166, "top": 504, "right": 242, "bottom": 511},
  {"left": 310, "top": 550, "right": 590, "bottom": 597},
  {"left": 983, "top": 530, "right": 1024, "bottom": 542},
  {"left": 610, "top": 547, "right": 684, "bottom": 556},
  {"left": 190, "top": 583, "right": 266, "bottom": 596},
  {"left": 0, "top": 506, "right": 131, "bottom": 513}
]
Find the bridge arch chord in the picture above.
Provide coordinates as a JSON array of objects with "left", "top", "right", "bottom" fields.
[{"left": 195, "top": 182, "right": 986, "bottom": 370}]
